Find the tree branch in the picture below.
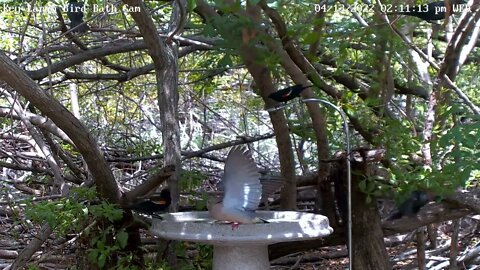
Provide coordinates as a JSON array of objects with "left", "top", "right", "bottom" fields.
[{"left": 0, "top": 52, "right": 121, "bottom": 202}]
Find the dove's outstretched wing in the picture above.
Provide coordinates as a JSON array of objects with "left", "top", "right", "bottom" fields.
[{"left": 221, "top": 146, "right": 262, "bottom": 212}]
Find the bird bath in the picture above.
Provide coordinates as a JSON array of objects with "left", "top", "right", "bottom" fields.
[{"left": 151, "top": 211, "right": 333, "bottom": 270}]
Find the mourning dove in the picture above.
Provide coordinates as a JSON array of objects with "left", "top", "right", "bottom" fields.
[{"left": 208, "top": 146, "right": 283, "bottom": 227}]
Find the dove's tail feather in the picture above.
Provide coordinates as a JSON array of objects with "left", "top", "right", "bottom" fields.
[
  {"left": 259, "top": 218, "right": 269, "bottom": 223},
  {"left": 259, "top": 174, "right": 284, "bottom": 204}
]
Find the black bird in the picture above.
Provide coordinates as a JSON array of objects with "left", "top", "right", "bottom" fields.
[
  {"left": 387, "top": 191, "right": 430, "bottom": 220},
  {"left": 67, "top": 0, "right": 89, "bottom": 33},
  {"left": 387, "top": 1, "right": 459, "bottom": 22},
  {"left": 268, "top": 84, "right": 311, "bottom": 103},
  {"left": 128, "top": 189, "right": 171, "bottom": 216}
]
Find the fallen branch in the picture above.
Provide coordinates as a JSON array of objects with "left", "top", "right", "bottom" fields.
[{"left": 122, "top": 165, "right": 176, "bottom": 203}]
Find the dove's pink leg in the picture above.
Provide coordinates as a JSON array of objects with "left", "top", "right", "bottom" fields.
[{"left": 231, "top": 222, "right": 240, "bottom": 230}]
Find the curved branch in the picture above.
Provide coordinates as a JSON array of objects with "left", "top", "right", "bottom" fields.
[
  {"left": 0, "top": 52, "right": 121, "bottom": 202},
  {"left": 166, "top": 0, "right": 187, "bottom": 44},
  {"left": 0, "top": 108, "right": 74, "bottom": 145},
  {"left": 25, "top": 40, "right": 147, "bottom": 80}
]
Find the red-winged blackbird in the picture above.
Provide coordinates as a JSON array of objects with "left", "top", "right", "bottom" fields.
[
  {"left": 387, "top": 1, "right": 465, "bottom": 22},
  {"left": 67, "top": 0, "right": 89, "bottom": 33},
  {"left": 268, "top": 84, "right": 311, "bottom": 103},
  {"left": 128, "top": 189, "right": 171, "bottom": 215},
  {"left": 387, "top": 191, "right": 432, "bottom": 220}
]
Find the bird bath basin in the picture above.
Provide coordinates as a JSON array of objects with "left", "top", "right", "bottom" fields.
[{"left": 151, "top": 211, "right": 333, "bottom": 270}]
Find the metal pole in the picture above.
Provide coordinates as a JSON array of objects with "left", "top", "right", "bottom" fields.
[{"left": 267, "top": 98, "right": 353, "bottom": 269}]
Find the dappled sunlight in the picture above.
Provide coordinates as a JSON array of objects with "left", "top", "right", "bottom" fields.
[{"left": 151, "top": 211, "right": 332, "bottom": 244}]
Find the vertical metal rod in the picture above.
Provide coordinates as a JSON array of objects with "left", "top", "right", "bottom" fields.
[
  {"left": 301, "top": 98, "right": 352, "bottom": 270},
  {"left": 267, "top": 99, "right": 352, "bottom": 269}
]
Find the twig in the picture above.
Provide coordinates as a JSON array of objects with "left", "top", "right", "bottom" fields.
[
  {"left": 417, "top": 229, "right": 426, "bottom": 270},
  {"left": 449, "top": 219, "right": 461, "bottom": 269}
]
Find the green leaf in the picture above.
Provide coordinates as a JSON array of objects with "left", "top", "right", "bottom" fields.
[
  {"left": 202, "top": 24, "right": 216, "bottom": 37},
  {"left": 98, "top": 253, "right": 106, "bottom": 268},
  {"left": 218, "top": 54, "right": 232, "bottom": 68},
  {"left": 87, "top": 249, "right": 99, "bottom": 263},
  {"left": 358, "top": 179, "right": 367, "bottom": 192},
  {"left": 303, "top": 32, "right": 320, "bottom": 45},
  {"left": 116, "top": 231, "right": 129, "bottom": 249},
  {"left": 186, "top": 0, "right": 197, "bottom": 11},
  {"left": 366, "top": 195, "right": 372, "bottom": 204}
]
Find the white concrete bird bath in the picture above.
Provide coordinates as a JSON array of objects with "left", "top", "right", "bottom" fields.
[{"left": 151, "top": 211, "right": 333, "bottom": 270}]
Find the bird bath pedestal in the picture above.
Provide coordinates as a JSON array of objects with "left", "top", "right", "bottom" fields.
[{"left": 151, "top": 211, "right": 333, "bottom": 270}]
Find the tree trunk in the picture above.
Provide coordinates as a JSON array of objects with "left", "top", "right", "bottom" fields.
[
  {"left": 351, "top": 161, "right": 391, "bottom": 270},
  {"left": 120, "top": 0, "right": 184, "bottom": 267},
  {"left": 122, "top": 0, "right": 182, "bottom": 208},
  {"left": 238, "top": 4, "right": 297, "bottom": 210},
  {"left": 158, "top": 36, "right": 181, "bottom": 211}
]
